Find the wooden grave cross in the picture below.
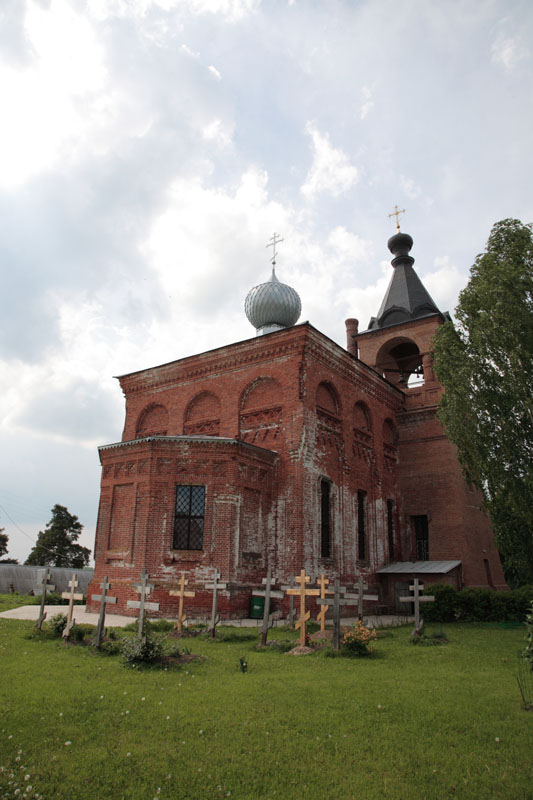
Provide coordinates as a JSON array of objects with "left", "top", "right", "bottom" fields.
[
  {"left": 316, "top": 574, "right": 333, "bottom": 632},
  {"left": 169, "top": 572, "right": 196, "bottom": 633},
  {"left": 205, "top": 568, "right": 227, "bottom": 638},
  {"left": 35, "top": 569, "right": 55, "bottom": 630},
  {"left": 127, "top": 571, "right": 160, "bottom": 639},
  {"left": 280, "top": 574, "right": 296, "bottom": 628},
  {"left": 399, "top": 577, "right": 435, "bottom": 633},
  {"left": 61, "top": 573, "right": 84, "bottom": 639},
  {"left": 353, "top": 573, "right": 379, "bottom": 620},
  {"left": 286, "top": 569, "right": 320, "bottom": 647},
  {"left": 317, "top": 579, "right": 358, "bottom": 650},
  {"left": 253, "top": 568, "right": 284, "bottom": 645},
  {"left": 92, "top": 576, "right": 117, "bottom": 647}
]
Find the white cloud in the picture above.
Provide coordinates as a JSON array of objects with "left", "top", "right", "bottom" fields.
[
  {"left": 208, "top": 64, "right": 222, "bottom": 80},
  {"left": 399, "top": 175, "right": 422, "bottom": 200},
  {"left": 88, "top": 0, "right": 259, "bottom": 22},
  {"left": 424, "top": 256, "right": 464, "bottom": 316},
  {"left": 360, "top": 85, "right": 374, "bottom": 120},
  {"left": 301, "top": 123, "right": 359, "bottom": 200},
  {"left": 202, "top": 117, "right": 234, "bottom": 147},
  {"left": 491, "top": 32, "right": 528, "bottom": 72},
  {"left": 0, "top": 1, "right": 109, "bottom": 188}
]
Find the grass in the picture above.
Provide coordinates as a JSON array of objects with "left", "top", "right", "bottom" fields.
[
  {"left": 0, "top": 594, "right": 40, "bottom": 613},
  {"left": 0, "top": 609, "right": 531, "bottom": 800}
]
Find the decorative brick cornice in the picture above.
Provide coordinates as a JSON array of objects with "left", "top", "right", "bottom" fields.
[
  {"left": 98, "top": 435, "right": 278, "bottom": 461},
  {"left": 118, "top": 330, "right": 308, "bottom": 396}
]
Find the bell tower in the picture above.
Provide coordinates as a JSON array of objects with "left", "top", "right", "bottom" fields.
[{"left": 347, "top": 226, "right": 507, "bottom": 591}]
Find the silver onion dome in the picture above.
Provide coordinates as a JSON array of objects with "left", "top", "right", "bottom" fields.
[{"left": 245, "top": 268, "right": 302, "bottom": 336}]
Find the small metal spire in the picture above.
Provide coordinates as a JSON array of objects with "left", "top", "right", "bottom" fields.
[
  {"left": 388, "top": 205, "right": 406, "bottom": 233},
  {"left": 266, "top": 232, "right": 284, "bottom": 270}
]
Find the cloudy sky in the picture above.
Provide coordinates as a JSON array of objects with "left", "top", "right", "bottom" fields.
[{"left": 1, "top": 0, "right": 532, "bottom": 564}]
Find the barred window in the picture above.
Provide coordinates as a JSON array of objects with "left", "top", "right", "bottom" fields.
[
  {"left": 387, "top": 499, "right": 395, "bottom": 561},
  {"left": 412, "top": 515, "right": 429, "bottom": 560},
  {"left": 320, "top": 480, "right": 331, "bottom": 558},
  {"left": 357, "top": 490, "right": 367, "bottom": 561},
  {"left": 173, "top": 485, "right": 206, "bottom": 550}
]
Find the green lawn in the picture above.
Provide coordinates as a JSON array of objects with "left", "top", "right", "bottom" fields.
[{"left": 0, "top": 607, "right": 531, "bottom": 800}]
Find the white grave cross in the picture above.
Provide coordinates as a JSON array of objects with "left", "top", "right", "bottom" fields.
[
  {"left": 35, "top": 569, "right": 55, "bottom": 630},
  {"left": 253, "top": 568, "right": 284, "bottom": 645},
  {"left": 205, "top": 568, "right": 227, "bottom": 638},
  {"left": 399, "top": 577, "right": 435, "bottom": 633},
  {"left": 61, "top": 573, "right": 84, "bottom": 639},
  {"left": 317, "top": 579, "right": 357, "bottom": 650},
  {"left": 92, "top": 576, "right": 117, "bottom": 647},
  {"left": 353, "top": 573, "right": 379, "bottom": 620},
  {"left": 127, "top": 571, "right": 160, "bottom": 638}
]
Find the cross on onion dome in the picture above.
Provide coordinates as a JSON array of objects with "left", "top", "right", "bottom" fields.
[{"left": 266, "top": 232, "right": 284, "bottom": 268}]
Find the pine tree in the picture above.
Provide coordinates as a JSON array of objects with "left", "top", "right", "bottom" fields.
[{"left": 24, "top": 505, "right": 91, "bottom": 568}]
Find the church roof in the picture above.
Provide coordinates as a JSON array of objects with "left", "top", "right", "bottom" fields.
[
  {"left": 377, "top": 560, "right": 461, "bottom": 574},
  {"left": 367, "top": 231, "right": 444, "bottom": 330}
]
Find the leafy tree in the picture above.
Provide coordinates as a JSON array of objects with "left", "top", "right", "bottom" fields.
[
  {"left": 433, "top": 219, "right": 533, "bottom": 586},
  {"left": 24, "top": 505, "right": 91, "bottom": 568},
  {"left": 0, "top": 528, "right": 7, "bottom": 558},
  {"left": 0, "top": 528, "right": 18, "bottom": 563}
]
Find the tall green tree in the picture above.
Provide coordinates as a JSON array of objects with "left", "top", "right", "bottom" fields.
[
  {"left": 0, "top": 528, "right": 18, "bottom": 564},
  {"left": 25, "top": 505, "right": 91, "bottom": 568},
  {"left": 433, "top": 219, "right": 533, "bottom": 586},
  {"left": 0, "top": 528, "right": 7, "bottom": 559}
]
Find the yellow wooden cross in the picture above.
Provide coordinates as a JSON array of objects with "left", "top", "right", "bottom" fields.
[
  {"left": 286, "top": 569, "right": 320, "bottom": 646},
  {"left": 169, "top": 572, "right": 196, "bottom": 632},
  {"left": 388, "top": 204, "right": 406, "bottom": 232},
  {"left": 316, "top": 573, "right": 332, "bottom": 632}
]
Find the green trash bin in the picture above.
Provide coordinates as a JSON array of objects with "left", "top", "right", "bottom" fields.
[{"left": 250, "top": 595, "right": 264, "bottom": 619}]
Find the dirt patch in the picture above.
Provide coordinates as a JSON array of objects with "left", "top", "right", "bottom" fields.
[
  {"left": 310, "top": 630, "right": 332, "bottom": 641},
  {"left": 167, "top": 629, "right": 203, "bottom": 639},
  {"left": 158, "top": 653, "right": 206, "bottom": 667},
  {"left": 287, "top": 645, "right": 316, "bottom": 656}
]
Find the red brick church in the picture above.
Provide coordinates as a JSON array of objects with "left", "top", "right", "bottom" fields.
[{"left": 87, "top": 228, "right": 506, "bottom": 618}]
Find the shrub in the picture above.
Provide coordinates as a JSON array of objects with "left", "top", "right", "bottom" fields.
[
  {"left": 121, "top": 632, "right": 165, "bottom": 666},
  {"left": 422, "top": 584, "right": 533, "bottom": 622},
  {"left": 48, "top": 613, "right": 67, "bottom": 637},
  {"left": 423, "top": 584, "right": 458, "bottom": 622},
  {"left": 145, "top": 619, "right": 174, "bottom": 633},
  {"left": 342, "top": 620, "right": 377, "bottom": 657},
  {"left": 68, "top": 624, "right": 86, "bottom": 642},
  {"left": 69, "top": 623, "right": 95, "bottom": 642},
  {"left": 523, "top": 601, "right": 533, "bottom": 670},
  {"left": 99, "top": 640, "right": 121, "bottom": 656},
  {"left": 411, "top": 630, "right": 449, "bottom": 646}
]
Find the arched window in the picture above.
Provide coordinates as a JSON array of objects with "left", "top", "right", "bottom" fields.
[
  {"left": 316, "top": 382, "right": 339, "bottom": 416},
  {"left": 354, "top": 401, "right": 372, "bottom": 432},
  {"left": 239, "top": 377, "right": 282, "bottom": 444},
  {"left": 375, "top": 336, "right": 425, "bottom": 387},
  {"left": 135, "top": 404, "right": 168, "bottom": 438},
  {"left": 184, "top": 392, "right": 220, "bottom": 435}
]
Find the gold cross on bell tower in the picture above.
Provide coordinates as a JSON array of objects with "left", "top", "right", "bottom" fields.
[
  {"left": 388, "top": 205, "right": 406, "bottom": 232},
  {"left": 266, "top": 232, "right": 284, "bottom": 267}
]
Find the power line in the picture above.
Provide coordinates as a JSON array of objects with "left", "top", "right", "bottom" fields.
[{"left": 0, "top": 503, "right": 86, "bottom": 562}]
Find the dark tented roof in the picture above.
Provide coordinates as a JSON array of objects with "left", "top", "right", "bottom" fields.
[{"left": 367, "top": 231, "right": 443, "bottom": 330}]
